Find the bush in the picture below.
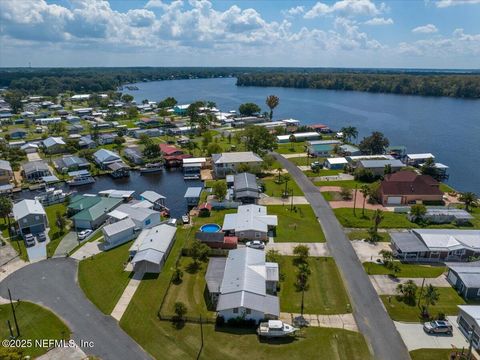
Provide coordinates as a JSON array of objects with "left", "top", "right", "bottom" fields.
[
  {"left": 354, "top": 168, "right": 378, "bottom": 183},
  {"left": 226, "top": 317, "right": 257, "bottom": 328},
  {"left": 436, "top": 312, "right": 446, "bottom": 320},
  {"left": 215, "top": 315, "right": 225, "bottom": 327}
]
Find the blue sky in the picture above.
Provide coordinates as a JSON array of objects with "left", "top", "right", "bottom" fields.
[{"left": 0, "top": 0, "right": 479, "bottom": 68}]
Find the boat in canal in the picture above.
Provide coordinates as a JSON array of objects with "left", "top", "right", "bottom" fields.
[
  {"left": 140, "top": 163, "right": 163, "bottom": 174},
  {"left": 35, "top": 187, "right": 70, "bottom": 206},
  {"left": 67, "top": 170, "right": 95, "bottom": 186},
  {"left": 257, "top": 320, "right": 298, "bottom": 338}
]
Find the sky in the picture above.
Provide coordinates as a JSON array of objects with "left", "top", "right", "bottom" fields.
[{"left": 0, "top": 0, "right": 479, "bottom": 69}]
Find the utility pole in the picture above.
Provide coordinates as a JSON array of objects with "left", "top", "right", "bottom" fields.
[
  {"left": 468, "top": 325, "right": 475, "bottom": 360},
  {"left": 7, "top": 320, "right": 14, "bottom": 338},
  {"left": 8, "top": 288, "right": 20, "bottom": 337},
  {"left": 290, "top": 189, "right": 294, "bottom": 212}
]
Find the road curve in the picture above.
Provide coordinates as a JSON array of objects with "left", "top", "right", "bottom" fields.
[
  {"left": 0, "top": 258, "right": 151, "bottom": 360},
  {"left": 273, "top": 153, "right": 410, "bottom": 360}
]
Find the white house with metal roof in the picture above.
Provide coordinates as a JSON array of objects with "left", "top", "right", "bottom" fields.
[
  {"left": 107, "top": 203, "right": 160, "bottom": 230},
  {"left": 206, "top": 247, "right": 279, "bottom": 322},
  {"left": 13, "top": 199, "right": 48, "bottom": 237},
  {"left": 102, "top": 218, "right": 137, "bottom": 250},
  {"left": 457, "top": 305, "right": 480, "bottom": 349},
  {"left": 357, "top": 159, "right": 404, "bottom": 176},
  {"left": 93, "top": 149, "right": 122, "bottom": 169},
  {"left": 212, "top": 152, "right": 263, "bottom": 178},
  {"left": 42, "top": 137, "right": 66, "bottom": 153},
  {"left": 140, "top": 191, "right": 166, "bottom": 211},
  {"left": 222, "top": 204, "right": 277, "bottom": 241},
  {"left": 406, "top": 153, "right": 435, "bottom": 166},
  {"left": 324, "top": 157, "right": 348, "bottom": 170},
  {"left": 447, "top": 261, "right": 480, "bottom": 300}
]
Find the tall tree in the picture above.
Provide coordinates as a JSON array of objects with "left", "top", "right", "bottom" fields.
[
  {"left": 359, "top": 185, "right": 370, "bottom": 217},
  {"left": 459, "top": 192, "right": 478, "bottom": 212},
  {"left": 359, "top": 131, "right": 390, "bottom": 155},
  {"left": 265, "top": 95, "right": 279, "bottom": 120},
  {"left": 0, "top": 196, "right": 13, "bottom": 228},
  {"left": 241, "top": 125, "right": 277, "bottom": 156},
  {"left": 422, "top": 285, "right": 440, "bottom": 317},
  {"left": 238, "top": 102, "right": 261, "bottom": 116}
]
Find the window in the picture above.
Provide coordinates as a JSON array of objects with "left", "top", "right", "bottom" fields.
[
  {"left": 35, "top": 215, "right": 39, "bottom": 220},
  {"left": 477, "top": 288, "right": 480, "bottom": 297},
  {"left": 23, "top": 219, "right": 27, "bottom": 224},
  {"left": 233, "top": 308, "right": 238, "bottom": 314},
  {"left": 145, "top": 219, "right": 151, "bottom": 226},
  {"left": 255, "top": 232, "right": 260, "bottom": 238},
  {"left": 246, "top": 308, "right": 251, "bottom": 315}
]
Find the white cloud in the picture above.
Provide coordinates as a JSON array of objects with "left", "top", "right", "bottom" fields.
[
  {"left": 363, "top": 17, "right": 393, "bottom": 25},
  {"left": 304, "top": 0, "right": 384, "bottom": 19},
  {"left": 282, "top": 6, "right": 305, "bottom": 17},
  {"left": 435, "top": 0, "right": 480, "bottom": 8},
  {"left": 412, "top": 24, "right": 438, "bottom": 34}
]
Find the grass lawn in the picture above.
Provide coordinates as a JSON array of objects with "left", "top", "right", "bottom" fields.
[
  {"left": 410, "top": 349, "right": 463, "bottom": 360},
  {"left": 0, "top": 301, "right": 70, "bottom": 358},
  {"left": 160, "top": 256, "right": 215, "bottom": 318},
  {"left": 78, "top": 241, "right": 133, "bottom": 314},
  {"left": 45, "top": 203, "right": 69, "bottom": 257},
  {"left": 347, "top": 229, "right": 391, "bottom": 242},
  {"left": 304, "top": 169, "right": 343, "bottom": 178},
  {"left": 334, "top": 208, "right": 418, "bottom": 228},
  {"left": 261, "top": 177, "right": 304, "bottom": 196},
  {"left": 278, "top": 256, "right": 350, "bottom": 314},
  {"left": 363, "top": 262, "right": 446, "bottom": 278},
  {"left": 439, "top": 183, "right": 456, "bottom": 193},
  {"left": 268, "top": 205, "right": 325, "bottom": 243},
  {"left": 288, "top": 157, "right": 318, "bottom": 166},
  {"left": 381, "top": 287, "right": 465, "bottom": 322},
  {"left": 315, "top": 179, "right": 370, "bottom": 189},
  {"left": 321, "top": 191, "right": 340, "bottom": 201},
  {"left": 0, "top": 217, "right": 28, "bottom": 261},
  {"left": 276, "top": 142, "right": 306, "bottom": 154}
]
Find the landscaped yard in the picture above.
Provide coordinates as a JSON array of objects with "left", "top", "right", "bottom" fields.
[
  {"left": 276, "top": 142, "right": 306, "bottom": 154},
  {"left": 0, "top": 301, "right": 70, "bottom": 358},
  {"left": 288, "top": 156, "right": 319, "bottom": 166},
  {"left": 334, "top": 208, "right": 417, "bottom": 228},
  {"left": 78, "top": 241, "right": 133, "bottom": 314},
  {"left": 268, "top": 205, "right": 326, "bottom": 243},
  {"left": 303, "top": 169, "right": 343, "bottom": 178},
  {"left": 315, "top": 179, "right": 370, "bottom": 189},
  {"left": 363, "top": 262, "right": 446, "bottom": 278},
  {"left": 278, "top": 256, "right": 350, "bottom": 314},
  {"left": 347, "top": 229, "right": 391, "bottom": 242},
  {"left": 160, "top": 256, "right": 215, "bottom": 319},
  {"left": 381, "top": 287, "right": 465, "bottom": 322},
  {"left": 45, "top": 203, "right": 69, "bottom": 257},
  {"left": 261, "top": 177, "right": 304, "bottom": 196},
  {"left": 410, "top": 349, "right": 464, "bottom": 360}
]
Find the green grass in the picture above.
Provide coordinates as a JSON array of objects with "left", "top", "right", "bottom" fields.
[
  {"left": 321, "top": 191, "right": 339, "bottom": 201},
  {"left": 268, "top": 205, "right": 325, "bottom": 243},
  {"left": 315, "top": 179, "right": 369, "bottom": 189},
  {"left": 276, "top": 142, "right": 306, "bottom": 154},
  {"left": 262, "top": 177, "right": 304, "bottom": 196},
  {"left": 381, "top": 287, "right": 465, "bottom": 322},
  {"left": 439, "top": 183, "right": 456, "bottom": 193},
  {"left": 288, "top": 157, "right": 320, "bottom": 166},
  {"left": 45, "top": 203, "right": 69, "bottom": 257},
  {"left": 0, "top": 301, "right": 70, "bottom": 358},
  {"left": 304, "top": 169, "right": 343, "bottom": 178},
  {"left": 347, "top": 229, "right": 391, "bottom": 242},
  {"left": 334, "top": 208, "right": 417, "bottom": 228},
  {"left": 363, "top": 262, "right": 446, "bottom": 278},
  {"left": 160, "top": 256, "right": 215, "bottom": 318},
  {"left": 0, "top": 217, "right": 28, "bottom": 261},
  {"left": 410, "top": 349, "right": 462, "bottom": 360},
  {"left": 278, "top": 256, "right": 350, "bottom": 314},
  {"left": 78, "top": 241, "right": 133, "bottom": 314}
]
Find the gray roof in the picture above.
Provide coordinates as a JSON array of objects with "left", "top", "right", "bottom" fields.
[
  {"left": 359, "top": 159, "right": 404, "bottom": 168},
  {"left": 184, "top": 187, "right": 202, "bottom": 198},
  {"left": 235, "top": 190, "right": 260, "bottom": 199},
  {"left": 212, "top": 152, "right": 263, "bottom": 165},
  {"left": 13, "top": 199, "right": 46, "bottom": 220},
  {"left": 234, "top": 172, "right": 258, "bottom": 193},
  {"left": 217, "top": 292, "right": 280, "bottom": 317},
  {"left": 110, "top": 203, "right": 158, "bottom": 223},
  {"left": 131, "top": 248, "right": 163, "bottom": 265},
  {"left": 448, "top": 261, "right": 480, "bottom": 288},
  {"left": 103, "top": 218, "right": 136, "bottom": 237},
  {"left": 141, "top": 191, "right": 166, "bottom": 203},
  {"left": 108, "top": 162, "right": 129, "bottom": 171},
  {"left": 129, "top": 223, "right": 177, "bottom": 255},
  {"left": 195, "top": 231, "right": 225, "bottom": 243},
  {"left": 391, "top": 231, "right": 429, "bottom": 253},
  {"left": 0, "top": 160, "right": 12, "bottom": 172},
  {"left": 206, "top": 257, "right": 227, "bottom": 294},
  {"left": 93, "top": 149, "right": 121, "bottom": 163},
  {"left": 43, "top": 137, "right": 66, "bottom": 148},
  {"left": 424, "top": 208, "right": 473, "bottom": 220},
  {"left": 54, "top": 155, "right": 89, "bottom": 170},
  {"left": 22, "top": 161, "right": 49, "bottom": 174}
]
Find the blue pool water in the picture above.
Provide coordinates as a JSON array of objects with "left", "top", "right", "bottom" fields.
[{"left": 200, "top": 224, "right": 221, "bottom": 233}]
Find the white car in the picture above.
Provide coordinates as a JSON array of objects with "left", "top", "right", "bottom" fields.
[
  {"left": 78, "top": 229, "right": 93, "bottom": 240},
  {"left": 24, "top": 233, "right": 36, "bottom": 247},
  {"left": 246, "top": 240, "right": 265, "bottom": 250}
]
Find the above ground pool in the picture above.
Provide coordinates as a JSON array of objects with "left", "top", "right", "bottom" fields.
[{"left": 200, "top": 224, "right": 221, "bottom": 233}]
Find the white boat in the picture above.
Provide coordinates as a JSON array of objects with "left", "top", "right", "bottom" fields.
[
  {"left": 67, "top": 170, "right": 95, "bottom": 186},
  {"left": 35, "top": 187, "right": 69, "bottom": 206},
  {"left": 140, "top": 163, "right": 163, "bottom": 174},
  {"left": 257, "top": 320, "right": 298, "bottom": 338}
]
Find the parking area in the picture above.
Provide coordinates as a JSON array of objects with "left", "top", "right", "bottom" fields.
[
  {"left": 351, "top": 240, "right": 392, "bottom": 262},
  {"left": 395, "top": 316, "right": 470, "bottom": 351},
  {"left": 265, "top": 242, "right": 330, "bottom": 256},
  {"left": 25, "top": 234, "right": 49, "bottom": 262}
]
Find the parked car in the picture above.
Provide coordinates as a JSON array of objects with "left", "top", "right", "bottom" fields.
[
  {"left": 246, "top": 240, "right": 265, "bottom": 250},
  {"left": 24, "top": 233, "right": 35, "bottom": 247},
  {"left": 423, "top": 320, "right": 453, "bottom": 335},
  {"left": 36, "top": 232, "right": 46, "bottom": 242},
  {"left": 78, "top": 229, "right": 93, "bottom": 240}
]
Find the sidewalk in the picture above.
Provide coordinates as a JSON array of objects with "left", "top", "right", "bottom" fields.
[
  {"left": 70, "top": 240, "right": 103, "bottom": 260},
  {"left": 54, "top": 231, "right": 78, "bottom": 257},
  {"left": 280, "top": 312, "right": 358, "bottom": 332},
  {"left": 111, "top": 271, "right": 144, "bottom": 321}
]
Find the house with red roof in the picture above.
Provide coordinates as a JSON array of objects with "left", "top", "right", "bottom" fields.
[{"left": 378, "top": 170, "right": 444, "bottom": 206}]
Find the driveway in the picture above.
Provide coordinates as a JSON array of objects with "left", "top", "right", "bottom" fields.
[
  {"left": 395, "top": 316, "right": 469, "bottom": 351},
  {"left": 266, "top": 242, "right": 330, "bottom": 256},
  {"left": 351, "top": 240, "right": 392, "bottom": 262},
  {"left": 0, "top": 258, "right": 150, "bottom": 360},
  {"left": 26, "top": 239, "right": 47, "bottom": 262},
  {"left": 370, "top": 275, "right": 450, "bottom": 295},
  {"left": 70, "top": 240, "right": 103, "bottom": 260},
  {"left": 54, "top": 231, "right": 79, "bottom": 256},
  {"left": 27, "top": 152, "right": 42, "bottom": 162},
  {"left": 258, "top": 195, "right": 310, "bottom": 205},
  {"left": 273, "top": 153, "right": 410, "bottom": 360}
]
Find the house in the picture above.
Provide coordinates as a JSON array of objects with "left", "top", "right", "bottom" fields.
[
  {"left": 386, "top": 145, "right": 407, "bottom": 158},
  {"left": 159, "top": 143, "right": 183, "bottom": 156},
  {"left": 378, "top": 171, "right": 444, "bottom": 206},
  {"left": 98, "top": 189, "right": 135, "bottom": 201},
  {"left": 195, "top": 231, "right": 238, "bottom": 249},
  {"left": 42, "top": 137, "right": 66, "bottom": 154},
  {"left": 108, "top": 203, "right": 161, "bottom": 230},
  {"left": 357, "top": 159, "right": 404, "bottom": 176},
  {"left": 70, "top": 195, "right": 123, "bottom": 230},
  {"left": 173, "top": 104, "right": 190, "bottom": 115},
  {"left": 169, "top": 125, "right": 198, "bottom": 136},
  {"left": 137, "top": 118, "right": 161, "bottom": 128},
  {"left": 206, "top": 247, "right": 279, "bottom": 322},
  {"left": 102, "top": 218, "right": 137, "bottom": 250},
  {"left": 447, "top": 262, "right": 480, "bottom": 300},
  {"left": 67, "top": 124, "right": 84, "bottom": 134},
  {"left": 406, "top": 153, "right": 435, "bottom": 166},
  {"left": 97, "top": 133, "right": 116, "bottom": 145},
  {"left": 409, "top": 207, "right": 473, "bottom": 225},
  {"left": 78, "top": 135, "right": 96, "bottom": 149},
  {"left": 70, "top": 94, "right": 90, "bottom": 101},
  {"left": 22, "top": 161, "right": 51, "bottom": 181},
  {"left": 232, "top": 116, "right": 264, "bottom": 127},
  {"left": 132, "top": 128, "right": 163, "bottom": 138},
  {"left": 73, "top": 107, "right": 93, "bottom": 115},
  {"left": 184, "top": 187, "right": 202, "bottom": 207},
  {"left": 391, "top": 229, "right": 480, "bottom": 262},
  {"left": 53, "top": 155, "right": 90, "bottom": 173},
  {"left": 8, "top": 141, "right": 26, "bottom": 149},
  {"left": 276, "top": 132, "right": 320, "bottom": 143},
  {"left": 420, "top": 162, "right": 449, "bottom": 179},
  {"left": 457, "top": 306, "right": 480, "bottom": 349},
  {"left": 124, "top": 147, "right": 144, "bottom": 165},
  {"left": 183, "top": 157, "right": 206, "bottom": 179},
  {"left": 9, "top": 129, "right": 27, "bottom": 139},
  {"left": 339, "top": 144, "right": 361, "bottom": 156},
  {"left": 107, "top": 162, "right": 130, "bottom": 178},
  {"left": 66, "top": 115, "right": 81, "bottom": 123},
  {"left": 233, "top": 172, "right": 260, "bottom": 204},
  {"left": 20, "top": 143, "right": 39, "bottom": 153},
  {"left": 129, "top": 223, "right": 177, "bottom": 273},
  {"left": 212, "top": 152, "right": 263, "bottom": 178},
  {"left": 140, "top": 191, "right": 167, "bottom": 211},
  {"left": 310, "top": 124, "right": 331, "bottom": 133},
  {"left": 307, "top": 140, "right": 341, "bottom": 157},
  {"left": 0, "top": 160, "right": 13, "bottom": 184},
  {"left": 222, "top": 204, "right": 277, "bottom": 241},
  {"left": 93, "top": 149, "right": 122, "bottom": 169},
  {"left": 12, "top": 199, "right": 48, "bottom": 237},
  {"left": 324, "top": 157, "right": 348, "bottom": 170},
  {"left": 35, "top": 117, "right": 61, "bottom": 125}
]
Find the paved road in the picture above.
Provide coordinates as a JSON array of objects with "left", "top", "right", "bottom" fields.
[
  {"left": 0, "top": 258, "right": 151, "bottom": 360},
  {"left": 273, "top": 153, "right": 411, "bottom": 360}
]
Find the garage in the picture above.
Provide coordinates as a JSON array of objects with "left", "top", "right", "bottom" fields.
[{"left": 387, "top": 196, "right": 402, "bottom": 205}]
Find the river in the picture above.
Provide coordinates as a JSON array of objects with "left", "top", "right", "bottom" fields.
[{"left": 123, "top": 77, "right": 480, "bottom": 194}]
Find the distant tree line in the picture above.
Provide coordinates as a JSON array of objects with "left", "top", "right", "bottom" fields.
[{"left": 236, "top": 72, "right": 480, "bottom": 99}]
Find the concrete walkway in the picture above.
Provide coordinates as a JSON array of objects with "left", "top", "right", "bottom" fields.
[
  {"left": 258, "top": 196, "right": 310, "bottom": 205},
  {"left": 27, "top": 152, "right": 42, "bottom": 161},
  {"left": 54, "top": 231, "right": 79, "bottom": 256},
  {"left": 280, "top": 312, "right": 358, "bottom": 332},
  {"left": 37, "top": 345, "right": 87, "bottom": 360},
  {"left": 370, "top": 274, "right": 450, "bottom": 295},
  {"left": 312, "top": 173, "right": 354, "bottom": 182},
  {"left": 111, "top": 271, "right": 144, "bottom": 321},
  {"left": 70, "top": 240, "right": 103, "bottom": 260},
  {"left": 351, "top": 240, "right": 392, "bottom": 262},
  {"left": 266, "top": 242, "right": 330, "bottom": 256}
]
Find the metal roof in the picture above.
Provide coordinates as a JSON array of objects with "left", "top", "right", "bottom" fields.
[
  {"left": 129, "top": 223, "right": 177, "bottom": 255},
  {"left": 212, "top": 152, "right": 263, "bottom": 164},
  {"left": 141, "top": 191, "right": 166, "bottom": 203},
  {"left": 222, "top": 205, "right": 277, "bottom": 233},
  {"left": 43, "top": 137, "right": 66, "bottom": 147},
  {"left": 103, "top": 218, "right": 136, "bottom": 237},
  {"left": 109, "top": 203, "right": 158, "bottom": 223},
  {"left": 206, "top": 257, "right": 227, "bottom": 294},
  {"left": 131, "top": 248, "right": 164, "bottom": 265},
  {"left": 234, "top": 172, "right": 258, "bottom": 193},
  {"left": 390, "top": 231, "right": 429, "bottom": 253},
  {"left": 184, "top": 187, "right": 202, "bottom": 198},
  {"left": 217, "top": 292, "right": 280, "bottom": 317},
  {"left": 93, "top": 149, "right": 121, "bottom": 163},
  {"left": 413, "top": 229, "right": 480, "bottom": 252},
  {"left": 359, "top": 159, "right": 404, "bottom": 168},
  {"left": 13, "top": 199, "right": 46, "bottom": 220},
  {"left": 448, "top": 261, "right": 480, "bottom": 288},
  {"left": 0, "top": 160, "right": 12, "bottom": 172}
]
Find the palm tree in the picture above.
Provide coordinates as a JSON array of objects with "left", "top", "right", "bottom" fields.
[
  {"left": 266, "top": 95, "right": 279, "bottom": 120},
  {"left": 296, "top": 262, "right": 311, "bottom": 316},
  {"left": 396, "top": 280, "right": 417, "bottom": 305},
  {"left": 0, "top": 196, "right": 13, "bottom": 234},
  {"left": 422, "top": 285, "right": 440, "bottom": 317},
  {"left": 283, "top": 173, "right": 291, "bottom": 197},
  {"left": 459, "top": 192, "right": 478, "bottom": 212},
  {"left": 359, "top": 185, "right": 370, "bottom": 217},
  {"left": 341, "top": 126, "right": 359, "bottom": 143}
]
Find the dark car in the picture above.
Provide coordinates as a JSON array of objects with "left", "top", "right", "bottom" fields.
[
  {"left": 36, "top": 232, "right": 47, "bottom": 242},
  {"left": 423, "top": 320, "right": 453, "bottom": 335}
]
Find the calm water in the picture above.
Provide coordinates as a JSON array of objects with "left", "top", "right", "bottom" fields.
[
  {"left": 19, "top": 170, "right": 203, "bottom": 218},
  {"left": 125, "top": 77, "right": 480, "bottom": 194}
]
